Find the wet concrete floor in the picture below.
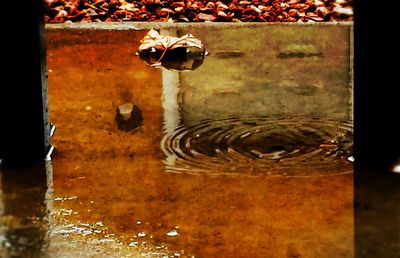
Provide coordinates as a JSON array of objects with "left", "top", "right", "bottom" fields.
[{"left": 1, "top": 24, "right": 353, "bottom": 257}]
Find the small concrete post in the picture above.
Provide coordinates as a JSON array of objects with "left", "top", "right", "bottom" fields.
[{"left": 0, "top": 0, "right": 50, "bottom": 166}]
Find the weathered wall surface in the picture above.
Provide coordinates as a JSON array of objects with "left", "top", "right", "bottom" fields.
[{"left": 173, "top": 24, "right": 353, "bottom": 125}]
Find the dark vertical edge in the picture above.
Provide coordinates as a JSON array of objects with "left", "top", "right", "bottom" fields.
[
  {"left": 354, "top": 0, "right": 400, "bottom": 169},
  {"left": 353, "top": 1, "right": 361, "bottom": 251},
  {"left": 39, "top": 0, "right": 51, "bottom": 161},
  {"left": 354, "top": 0, "right": 400, "bottom": 257},
  {"left": 0, "top": 0, "right": 50, "bottom": 167},
  {"left": 349, "top": 24, "right": 354, "bottom": 125},
  {"left": 39, "top": 0, "right": 51, "bottom": 160}
]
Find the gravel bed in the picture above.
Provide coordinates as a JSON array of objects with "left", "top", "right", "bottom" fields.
[{"left": 44, "top": 0, "right": 353, "bottom": 23}]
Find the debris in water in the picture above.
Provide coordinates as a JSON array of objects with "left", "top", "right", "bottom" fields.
[
  {"left": 82, "top": 230, "right": 93, "bottom": 235},
  {"left": 141, "top": 51, "right": 206, "bottom": 71},
  {"left": 128, "top": 241, "right": 139, "bottom": 247},
  {"left": 137, "top": 29, "right": 206, "bottom": 67},
  {"left": 59, "top": 209, "right": 74, "bottom": 216},
  {"left": 137, "top": 232, "right": 147, "bottom": 237},
  {"left": 99, "top": 238, "right": 115, "bottom": 243},
  {"left": 53, "top": 196, "right": 78, "bottom": 202},
  {"left": 118, "top": 103, "right": 134, "bottom": 121},
  {"left": 166, "top": 229, "right": 179, "bottom": 237},
  {"left": 115, "top": 103, "right": 143, "bottom": 132}
]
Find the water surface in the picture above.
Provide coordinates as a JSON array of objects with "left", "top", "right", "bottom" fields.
[{"left": 1, "top": 25, "right": 353, "bottom": 258}]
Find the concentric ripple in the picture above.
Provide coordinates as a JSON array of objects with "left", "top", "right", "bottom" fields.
[{"left": 161, "top": 116, "right": 353, "bottom": 177}]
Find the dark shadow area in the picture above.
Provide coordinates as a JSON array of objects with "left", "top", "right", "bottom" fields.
[
  {"left": 139, "top": 47, "right": 205, "bottom": 71},
  {"left": 115, "top": 104, "right": 144, "bottom": 132},
  {"left": 0, "top": 162, "right": 49, "bottom": 258},
  {"left": 1, "top": 0, "right": 50, "bottom": 166},
  {"left": 354, "top": 0, "right": 400, "bottom": 256},
  {"left": 355, "top": 167, "right": 400, "bottom": 258}
]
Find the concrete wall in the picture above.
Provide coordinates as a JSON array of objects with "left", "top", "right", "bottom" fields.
[
  {"left": 171, "top": 24, "right": 353, "bottom": 125},
  {"left": 45, "top": 22, "right": 353, "bottom": 130}
]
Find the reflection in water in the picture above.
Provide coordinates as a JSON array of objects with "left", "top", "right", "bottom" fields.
[
  {"left": 136, "top": 28, "right": 206, "bottom": 71},
  {"left": 161, "top": 26, "right": 353, "bottom": 176},
  {"left": 139, "top": 48, "right": 206, "bottom": 71},
  {"left": 44, "top": 26, "right": 354, "bottom": 258},
  {"left": 162, "top": 116, "right": 353, "bottom": 176},
  {"left": 0, "top": 162, "right": 51, "bottom": 257},
  {"left": 137, "top": 28, "right": 207, "bottom": 72},
  {"left": 115, "top": 103, "right": 144, "bottom": 132}
]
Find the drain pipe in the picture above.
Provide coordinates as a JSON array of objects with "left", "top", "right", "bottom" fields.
[{"left": 0, "top": 0, "right": 51, "bottom": 167}]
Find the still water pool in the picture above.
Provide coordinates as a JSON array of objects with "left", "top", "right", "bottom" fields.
[{"left": 1, "top": 24, "right": 353, "bottom": 258}]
